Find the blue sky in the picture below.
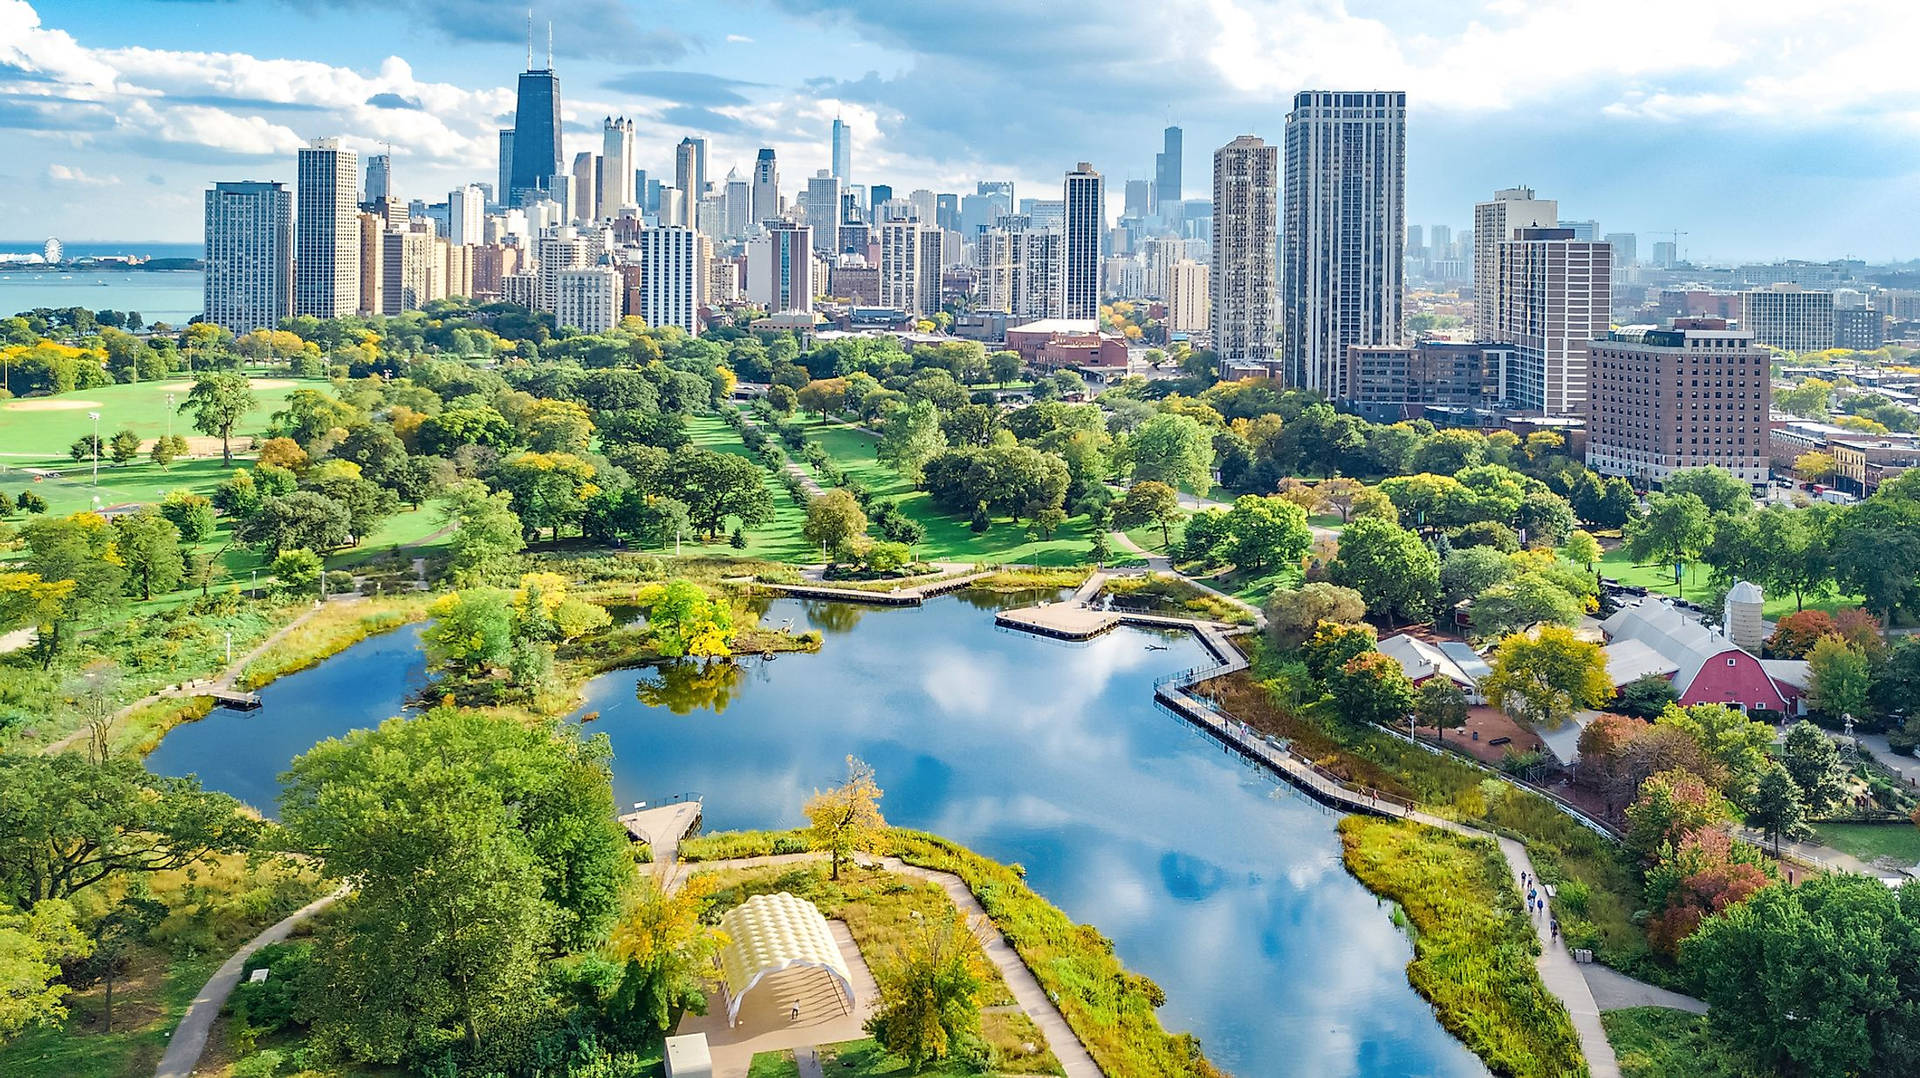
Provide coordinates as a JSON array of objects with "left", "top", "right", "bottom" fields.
[{"left": 4, "top": 0, "right": 1919, "bottom": 262}]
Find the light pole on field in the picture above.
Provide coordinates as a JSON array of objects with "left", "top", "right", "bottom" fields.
[
  {"left": 166, "top": 393, "right": 175, "bottom": 443},
  {"left": 88, "top": 411, "right": 100, "bottom": 487}
]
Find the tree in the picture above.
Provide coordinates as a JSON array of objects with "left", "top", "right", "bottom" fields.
[
  {"left": 237, "top": 491, "right": 351, "bottom": 555},
  {"left": 1331, "top": 517, "right": 1441, "bottom": 625},
  {"left": 1663, "top": 466, "right": 1754, "bottom": 516},
  {"left": 1481, "top": 625, "right": 1612, "bottom": 729},
  {"left": 1616, "top": 674, "right": 1679, "bottom": 720},
  {"left": 1625, "top": 768, "right": 1728, "bottom": 864},
  {"left": 1642, "top": 829, "right": 1773, "bottom": 957},
  {"left": 1128, "top": 412, "right": 1214, "bottom": 493},
  {"left": 1439, "top": 545, "right": 1515, "bottom": 606},
  {"left": 0, "top": 898, "right": 88, "bottom": 1044},
  {"left": 68, "top": 433, "right": 102, "bottom": 464},
  {"left": 1682, "top": 872, "right": 1920, "bottom": 1077},
  {"left": 660, "top": 446, "right": 774, "bottom": 540},
  {"left": 1767, "top": 609, "right": 1838, "bottom": 658},
  {"left": 1745, "top": 762, "right": 1811, "bottom": 856},
  {"left": 1112, "top": 480, "right": 1184, "bottom": 548},
  {"left": 147, "top": 433, "right": 187, "bottom": 469},
  {"left": 1263, "top": 582, "right": 1367, "bottom": 650},
  {"left": 1830, "top": 496, "right": 1920, "bottom": 623},
  {"left": 1779, "top": 720, "right": 1847, "bottom": 814},
  {"left": 1302, "top": 620, "right": 1379, "bottom": 683},
  {"left": 158, "top": 490, "right": 216, "bottom": 544},
  {"left": 606, "top": 876, "right": 725, "bottom": 1036},
  {"left": 1415, "top": 677, "right": 1469, "bottom": 741},
  {"left": 423, "top": 587, "right": 515, "bottom": 676},
  {"left": 16, "top": 513, "right": 125, "bottom": 661},
  {"left": 1625, "top": 492, "right": 1712, "bottom": 580},
  {"left": 633, "top": 579, "right": 734, "bottom": 658},
  {"left": 1328, "top": 650, "right": 1417, "bottom": 728},
  {"left": 1794, "top": 450, "right": 1836, "bottom": 484},
  {"left": 988, "top": 350, "right": 1023, "bottom": 386},
  {"left": 1807, "top": 635, "right": 1873, "bottom": 721},
  {"left": 0, "top": 754, "right": 258, "bottom": 907},
  {"left": 805, "top": 755, "right": 886, "bottom": 881},
  {"left": 1561, "top": 529, "right": 1601, "bottom": 572},
  {"left": 113, "top": 507, "right": 184, "bottom": 600},
  {"left": 1470, "top": 571, "right": 1586, "bottom": 640},
  {"left": 181, "top": 372, "right": 255, "bottom": 464},
  {"left": 805, "top": 489, "right": 869, "bottom": 561},
  {"left": 1224, "top": 494, "right": 1312, "bottom": 571},
  {"left": 268, "top": 548, "right": 322, "bottom": 595},
  {"left": 108, "top": 428, "right": 140, "bottom": 465},
  {"left": 866, "top": 909, "right": 989, "bottom": 1073},
  {"left": 279, "top": 709, "right": 625, "bottom": 1059},
  {"left": 1656, "top": 702, "right": 1776, "bottom": 801},
  {"left": 876, "top": 398, "right": 947, "bottom": 484},
  {"left": 440, "top": 480, "right": 525, "bottom": 585}
]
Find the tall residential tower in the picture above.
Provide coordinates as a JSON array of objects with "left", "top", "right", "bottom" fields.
[
  {"left": 1211, "top": 135, "right": 1278, "bottom": 375},
  {"left": 1062, "top": 163, "right": 1104, "bottom": 320},
  {"left": 204, "top": 181, "right": 292, "bottom": 334},
  {"left": 295, "top": 137, "right": 360, "bottom": 319}
]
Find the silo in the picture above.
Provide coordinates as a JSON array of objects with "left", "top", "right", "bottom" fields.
[{"left": 1724, "top": 580, "right": 1765, "bottom": 653}]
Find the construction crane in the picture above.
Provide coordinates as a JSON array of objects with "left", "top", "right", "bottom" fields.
[{"left": 1659, "top": 229, "right": 1689, "bottom": 266}]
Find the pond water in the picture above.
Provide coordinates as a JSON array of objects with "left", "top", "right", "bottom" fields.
[{"left": 146, "top": 594, "right": 1489, "bottom": 1078}]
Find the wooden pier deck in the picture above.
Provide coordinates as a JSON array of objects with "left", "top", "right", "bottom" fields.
[{"left": 618, "top": 796, "right": 705, "bottom": 880}]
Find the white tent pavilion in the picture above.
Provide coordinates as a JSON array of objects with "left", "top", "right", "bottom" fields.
[{"left": 716, "top": 892, "right": 856, "bottom": 1027}]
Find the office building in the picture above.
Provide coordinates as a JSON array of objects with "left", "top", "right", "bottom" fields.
[
  {"left": 356, "top": 211, "right": 383, "bottom": 314},
  {"left": 598, "top": 117, "right": 636, "bottom": 220},
  {"left": 1652, "top": 241, "right": 1678, "bottom": 269},
  {"left": 1155, "top": 126, "right": 1183, "bottom": 208},
  {"left": 880, "top": 220, "right": 943, "bottom": 317},
  {"left": 1557, "top": 219, "right": 1599, "bottom": 242},
  {"left": 675, "top": 137, "right": 707, "bottom": 227},
  {"left": 448, "top": 184, "right": 484, "bottom": 246},
  {"left": 295, "top": 137, "right": 360, "bottom": 319},
  {"left": 1343, "top": 342, "right": 1516, "bottom": 422},
  {"left": 496, "top": 130, "right": 514, "bottom": 203},
  {"left": 363, "top": 153, "right": 391, "bottom": 203},
  {"left": 1062, "top": 163, "right": 1104, "bottom": 320},
  {"left": 1499, "top": 228, "right": 1611, "bottom": 415},
  {"left": 751, "top": 149, "right": 779, "bottom": 224},
  {"left": 1473, "top": 187, "right": 1557, "bottom": 340},
  {"left": 1282, "top": 91, "right": 1406, "bottom": 395},
  {"left": 1587, "top": 319, "right": 1769, "bottom": 484},
  {"left": 1834, "top": 306, "right": 1885, "bottom": 350},
  {"left": 554, "top": 265, "right": 621, "bottom": 332},
  {"left": 1167, "top": 259, "right": 1208, "bottom": 334},
  {"left": 806, "top": 170, "right": 842, "bottom": 254},
  {"left": 634, "top": 226, "right": 700, "bottom": 334},
  {"left": 748, "top": 223, "right": 813, "bottom": 312},
  {"left": 1604, "top": 232, "right": 1637, "bottom": 267},
  {"left": 831, "top": 117, "right": 852, "bottom": 182},
  {"left": 724, "top": 169, "right": 750, "bottom": 239},
  {"left": 203, "top": 180, "right": 292, "bottom": 334},
  {"left": 568, "top": 151, "right": 596, "bottom": 224},
  {"left": 1741, "top": 286, "right": 1835, "bottom": 352},
  {"left": 1123, "top": 179, "right": 1153, "bottom": 220},
  {"left": 507, "top": 40, "right": 562, "bottom": 206},
  {"left": 1210, "top": 135, "right": 1278, "bottom": 375},
  {"left": 906, "top": 189, "right": 936, "bottom": 225},
  {"left": 936, "top": 193, "right": 960, "bottom": 232},
  {"left": 1140, "top": 235, "right": 1185, "bottom": 299}
]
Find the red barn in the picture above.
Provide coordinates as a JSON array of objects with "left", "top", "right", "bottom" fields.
[{"left": 1599, "top": 600, "right": 1802, "bottom": 713}]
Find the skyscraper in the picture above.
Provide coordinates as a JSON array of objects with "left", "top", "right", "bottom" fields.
[
  {"left": 1155, "top": 126, "right": 1183, "bottom": 208},
  {"left": 295, "top": 137, "right": 360, "bottom": 319},
  {"left": 1473, "top": 187, "right": 1558, "bottom": 340},
  {"left": 1123, "top": 179, "right": 1153, "bottom": 220},
  {"left": 724, "top": 169, "right": 750, "bottom": 239},
  {"left": 570, "top": 151, "right": 597, "bottom": 225},
  {"left": 203, "top": 181, "right": 291, "bottom": 334},
  {"left": 599, "top": 117, "right": 636, "bottom": 220},
  {"left": 364, "top": 153, "right": 391, "bottom": 203},
  {"left": 1281, "top": 90, "right": 1406, "bottom": 395},
  {"left": 1499, "top": 228, "right": 1611, "bottom": 415},
  {"left": 751, "top": 148, "right": 779, "bottom": 225},
  {"left": 805, "top": 170, "right": 842, "bottom": 254},
  {"left": 449, "top": 184, "right": 484, "bottom": 246},
  {"left": 636, "top": 225, "right": 700, "bottom": 334},
  {"left": 507, "top": 30, "right": 562, "bottom": 206},
  {"left": 750, "top": 223, "right": 813, "bottom": 312},
  {"left": 831, "top": 117, "right": 851, "bottom": 182},
  {"left": 674, "top": 137, "right": 708, "bottom": 224},
  {"left": 1587, "top": 320, "right": 1769, "bottom": 484},
  {"left": 1210, "top": 135, "right": 1278, "bottom": 375},
  {"left": 1062, "top": 163, "right": 1104, "bottom": 321},
  {"left": 880, "top": 220, "right": 941, "bottom": 317},
  {"left": 497, "top": 130, "right": 514, "bottom": 204}
]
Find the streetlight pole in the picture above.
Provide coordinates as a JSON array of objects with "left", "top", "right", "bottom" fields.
[
  {"left": 88, "top": 411, "right": 100, "bottom": 487},
  {"left": 166, "top": 394, "right": 174, "bottom": 444}
]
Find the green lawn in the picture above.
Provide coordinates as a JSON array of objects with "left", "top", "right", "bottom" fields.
[
  {"left": 1596, "top": 546, "right": 1862, "bottom": 619},
  {"left": 679, "top": 412, "right": 817, "bottom": 562},
  {"left": 0, "top": 454, "right": 237, "bottom": 516},
  {"left": 789, "top": 415, "right": 1100, "bottom": 566},
  {"left": 1813, "top": 821, "right": 1920, "bottom": 864},
  {"left": 0, "top": 375, "right": 323, "bottom": 456}
]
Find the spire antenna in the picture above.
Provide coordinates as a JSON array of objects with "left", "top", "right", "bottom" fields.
[
  {"left": 526, "top": 9, "right": 533, "bottom": 69},
  {"left": 547, "top": 21, "right": 553, "bottom": 70}
]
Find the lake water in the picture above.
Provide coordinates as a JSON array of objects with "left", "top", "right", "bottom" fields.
[
  {"left": 0, "top": 269, "right": 204, "bottom": 324},
  {"left": 145, "top": 595, "right": 1490, "bottom": 1078}
]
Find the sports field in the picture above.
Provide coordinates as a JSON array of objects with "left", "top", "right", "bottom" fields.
[{"left": 0, "top": 376, "right": 316, "bottom": 457}]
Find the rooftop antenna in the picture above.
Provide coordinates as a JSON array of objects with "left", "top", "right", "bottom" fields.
[
  {"left": 547, "top": 21, "right": 553, "bottom": 70},
  {"left": 526, "top": 9, "right": 533, "bottom": 70}
]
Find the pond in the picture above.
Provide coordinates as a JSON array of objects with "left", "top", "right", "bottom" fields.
[{"left": 146, "top": 593, "right": 1490, "bottom": 1078}]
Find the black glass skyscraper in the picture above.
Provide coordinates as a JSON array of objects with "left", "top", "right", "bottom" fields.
[{"left": 508, "top": 63, "right": 561, "bottom": 206}]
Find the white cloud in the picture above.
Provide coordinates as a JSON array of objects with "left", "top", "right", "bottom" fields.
[
  {"left": 725, "top": 34, "right": 754, "bottom": 43},
  {"left": 46, "top": 163, "right": 117, "bottom": 186}
]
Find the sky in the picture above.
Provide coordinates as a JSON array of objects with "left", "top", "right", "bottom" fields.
[{"left": 4, "top": 0, "right": 1920, "bottom": 263}]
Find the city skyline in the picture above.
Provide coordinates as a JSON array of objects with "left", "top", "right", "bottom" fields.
[{"left": 4, "top": 0, "right": 1920, "bottom": 261}]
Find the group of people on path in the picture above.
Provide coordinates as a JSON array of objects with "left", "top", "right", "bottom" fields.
[{"left": 1521, "top": 870, "right": 1559, "bottom": 942}]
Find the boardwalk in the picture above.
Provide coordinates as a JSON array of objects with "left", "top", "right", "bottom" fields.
[
  {"left": 756, "top": 565, "right": 998, "bottom": 606},
  {"left": 619, "top": 796, "right": 704, "bottom": 882}
]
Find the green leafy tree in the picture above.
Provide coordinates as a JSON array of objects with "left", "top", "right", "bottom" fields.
[
  {"left": 158, "top": 490, "right": 217, "bottom": 543},
  {"left": 1468, "top": 572, "right": 1585, "bottom": 640},
  {"left": 660, "top": 446, "right": 774, "bottom": 540},
  {"left": 423, "top": 587, "right": 515, "bottom": 676},
  {"left": 1439, "top": 545, "right": 1515, "bottom": 605},
  {"left": 0, "top": 898, "right": 88, "bottom": 1044},
  {"left": 112, "top": 507, "right": 183, "bottom": 600},
  {"left": 1624, "top": 768, "right": 1729, "bottom": 864},
  {"left": 1302, "top": 620, "right": 1379, "bottom": 683},
  {"left": 1263, "top": 582, "right": 1367, "bottom": 650},
  {"left": 1663, "top": 467, "right": 1754, "bottom": 516},
  {"left": 1656, "top": 702, "right": 1776, "bottom": 803},
  {"left": 180, "top": 372, "right": 256, "bottom": 465},
  {"left": 1328, "top": 650, "right": 1417, "bottom": 728},
  {"left": 1224, "top": 494, "right": 1312, "bottom": 571},
  {"left": 804, "top": 489, "right": 868, "bottom": 561},
  {"left": 866, "top": 909, "right": 990, "bottom": 1072},
  {"left": 1778, "top": 720, "right": 1847, "bottom": 815},
  {"left": 1331, "top": 517, "right": 1441, "bottom": 625},
  {"left": 1807, "top": 635, "right": 1873, "bottom": 721},
  {"left": 237, "top": 491, "right": 351, "bottom": 555},
  {"left": 876, "top": 399, "right": 948, "bottom": 485},
  {"left": 1481, "top": 625, "right": 1612, "bottom": 729},
  {"left": 1831, "top": 497, "right": 1920, "bottom": 622},
  {"left": 1561, "top": 529, "right": 1601, "bottom": 571},
  {"left": 1414, "top": 677, "right": 1469, "bottom": 741},
  {"left": 633, "top": 579, "right": 734, "bottom": 658},
  {"left": 439, "top": 480, "right": 526, "bottom": 585},
  {"left": 68, "top": 433, "right": 102, "bottom": 463},
  {"left": 268, "top": 548, "right": 322, "bottom": 595},
  {"left": 1626, "top": 492, "right": 1713, "bottom": 579},
  {"left": 1745, "top": 762, "right": 1811, "bottom": 855},
  {"left": 804, "top": 755, "right": 886, "bottom": 881},
  {"left": 107, "top": 428, "right": 141, "bottom": 465},
  {"left": 1112, "top": 480, "right": 1184, "bottom": 548},
  {"left": 1128, "top": 412, "right": 1214, "bottom": 493}
]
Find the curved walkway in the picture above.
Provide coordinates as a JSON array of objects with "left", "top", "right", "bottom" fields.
[
  {"left": 674, "top": 853, "right": 1102, "bottom": 1078},
  {"left": 154, "top": 886, "right": 347, "bottom": 1078}
]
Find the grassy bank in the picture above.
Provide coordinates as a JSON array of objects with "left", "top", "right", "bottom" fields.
[
  {"left": 1339, "top": 817, "right": 1586, "bottom": 1078},
  {"left": 1101, "top": 572, "right": 1254, "bottom": 624},
  {"left": 1811, "top": 820, "right": 1920, "bottom": 864},
  {"left": 1602, "top": 1007, "right": 1763, "bottom": 1078}
]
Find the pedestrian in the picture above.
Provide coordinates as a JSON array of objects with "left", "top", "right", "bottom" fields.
[
  {"left": 1551, "top": 918, "right": 1560, "bottom": 941},
  {"left": 791, "top": 1001, "right": 800, "bottom": 1021}
]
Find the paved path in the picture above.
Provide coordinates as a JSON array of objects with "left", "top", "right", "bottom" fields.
[
  {"left": 1580, "top": 962, "right": 1707, "bottom": 1014},
  {"left": 675, "top": 853, "right": 1102, "bottom": 1078},
  {"left": 154, "top": 886, "right": 347, "bottom": 1078},
  {"left": 794, "top": 1045, "right": 825, "bottom": 1078},
  {"left": 1851, "top": 731, "right": 1920, "bottom": 787},
  {"left": 1490, "top": 835, "right": 1621, "bottom": 1078},
  {"left": 1106, "top": 529, "right": 1265, "bottom": 629},
  {"left": 0, "top": 625, "right": 34, "bottom": 655}
]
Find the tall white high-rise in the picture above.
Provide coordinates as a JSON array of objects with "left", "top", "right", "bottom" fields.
[
  {"left": 748, "top": 223, "right": 813, "bottom": 312},
  {"left": 599, "top": 117, "right": 637, "bottom": 220},
  {"left": 1499, "top": 227, "right": 1611, "bottom": 415},
  {"left": 724, "top": 169, "right": 750, "bottom": 239},
  {"left": 295, "top": 137, "right": 360, "bottom": 318},
  {"left": 908, "top": 189, "right": 937, "bottom": 225},
  {"left": 1061, "top": 163, "right": 1103, "bottom": 320},
  {"left": 1210, "top": 135, "right": 1278, "bottom": 375},
  {"left": 805, "top": 170, "right": 841, "bottom": 254},
  {"left": 1473, "top": 187, "right": 1557, "bottom": 340},
  {"left": 1281, "top": 91, "right": 1406, "bottom": 396},
  {"left": 536, "top": 225, "right": 599, "bottom": 312},
  {"left": 204, "top": 181, "right": 292, "bottom": 334},
  {"left": 880, "top": 220, "right": 942, "bottom": 317},
  {"left": 675, "top": 138, "right": 708, "bottom": 227},
  {"left": 636, "top": 226, "right": 700, "bottom": 334},
  {"left": 831, "top": 117, "right": 851, "bottom": 182},
  {"left": 751, "top": 149, "right": 779, "bottom": 225},
  {"left": 363, "top": 153, "right": 391, "bottom": 203},
  {"left": 571, "top": 151, "right": 597, "bottom": 224},
  {"left": 381, "top": 228, "right": 435, "bottom": 314},
  {"left": 1168, "top": 260, "right": 1208, "bottom": 334},
  {"left": 554, "top": 265, "right": 622, "bottom": 332},
  {"left": 448, "top": 184, "right": 485, "bottom": 246}
]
